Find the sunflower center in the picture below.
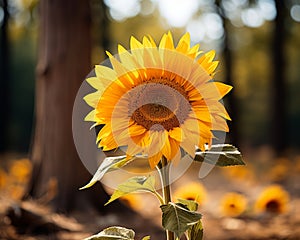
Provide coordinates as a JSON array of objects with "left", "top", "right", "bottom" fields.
[
  {"left": 266, "top": 200, "right": 280, "bottom": 213},
  {"left": 186, "top": 197, "right": 196, "bottom": 201},
  {"left": 129, "top": 77, "right": 190, "bottom": 131}
]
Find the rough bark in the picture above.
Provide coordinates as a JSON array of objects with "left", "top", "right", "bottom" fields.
[{"left": 27, "top": 0, "right": 109, "bottom": 212}]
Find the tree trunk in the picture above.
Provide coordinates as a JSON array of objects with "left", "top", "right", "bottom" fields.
[
  {"left": 223, "top": 19, "right": 240, "bottom": 146},
  {"left": 271, "top": 0, "right": 287, "bottom": 155},
  {"left": 0, "top": 0, "right": 10, "bottom": 152},
  {"left": 27, "top": 0, "right": 109, "bottom": 212},
  {"left": 217, "top": 1, "right": 240, "bottom": 146}
]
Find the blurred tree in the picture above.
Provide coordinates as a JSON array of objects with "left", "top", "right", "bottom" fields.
[
  {"left": 26, "top": 0, "right": 109, "bottom": 212},
  {"left": 271, "top": 0, "right": 287, "bottom": 154},
  {"left": 216, "top": 0, "right": 240, "bottom": 146},
  {"left": 0, "top": 0, "right": 10, "bottom": 152}
]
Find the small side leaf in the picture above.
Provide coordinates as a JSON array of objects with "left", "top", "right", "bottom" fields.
[
  {"left": 84, "top": 226, "right": 135, "bottom": 240},
  {"left": 194, "top": 144, "right": 244, "bottom": 167},
  {"left": 188, "top": 220, "right": 203, "bottom": 240},
  {"left": 106, "top": 176, "right": 156, "bottom": 205},
  {"left": 80, "top": 155, "right": 132, "bottom": 190},
  {"left": 160, "top": 202, "right": 202, "bottom": 238},
  {"left": 177, "top": 199, "right": 198, "bottom": 212}
]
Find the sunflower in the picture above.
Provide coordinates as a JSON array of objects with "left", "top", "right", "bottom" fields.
[
  {"left": 254, "top": 185, "right": 290, "bottom": 214},
  {"left": 220, "top": 192, "right": 248, "bottom": 217},
  {"left": 222, "top": 164, "right": 255, "bottom": 183},
  {"left": 84, "top": 32, "right": 231, "bottom": 168},
  {"left": 120, "top": 193, "right": 144, "bottom": 211},
  {"left": 0, "top": 169, "right": 7, "bottom": 190},
  {"left": 9, "top": 158, "right": 32, "bottom": 182},
  {"left": 173, "top": 182, "right": 207, "bottom": 205}
]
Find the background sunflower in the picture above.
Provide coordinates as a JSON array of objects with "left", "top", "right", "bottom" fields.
[{"left": 254, "top": 185, "right": 290, "bottom": 214}]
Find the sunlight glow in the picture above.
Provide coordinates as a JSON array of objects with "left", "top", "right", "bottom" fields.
[
  {"left": 187, "top": 13, "right": 223, "bottom": 43},
  {"left": 187, "top": 19, "right": 206, "bottom": 43},
  {"left": 140, "top": 0, "right": 155, "bottom": 16},
  {"left": 104, "top": 0, "right": 141, "bottom": 21},
  {"left": 258, "top": 0, "right": 276, "bottom": 21},
  {"left": 291, "top": 5, "right": 300, "bottom": 22},
  {"left": 241, "top": 8, "right": 264, "bottom": 28},
  {"left": 158, "top": 0, "right": 199, "bottom": 27}
]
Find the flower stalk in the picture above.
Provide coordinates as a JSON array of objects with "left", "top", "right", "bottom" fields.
[{"left": 157, "top": 156, "right": 175, "bottom": 240}]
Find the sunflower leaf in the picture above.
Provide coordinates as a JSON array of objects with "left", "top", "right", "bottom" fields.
[
  {"left": 194, "top": 144, "right": 244, "bottom": 167},
  {"left": 84, "top": 226, "right": 135, "bottom": 240},
  {"left": 188, "top": 220, "right": 203, "bottom": 240},
  {"left": 160, "top": 202, "right": 202, "bottom": 238},
  {"left": 80, "top": 155, "right": 131, "bottom": 190},
  {"left": 105, "top": 175, "right": 156, "bottom": 205},
  {"left": 177, "top": 199, "right": 198, "bottom": 212}
]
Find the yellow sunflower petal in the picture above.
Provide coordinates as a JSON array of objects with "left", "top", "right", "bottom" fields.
[
  {"left": 215, "top": 82, "right": 232, "bottom": 98},
  {"left": 148, "top": 152, "right": 162, "bottom": 169},
  {"left": 180, "top": 136, "right": 196, "bottom": 158},
  {"left": 168, "top": 138, "right": 181, "bottom": 163},
  {"left": 95, "top": 65, "right": 117, "bottom": 81},
  {"left": 86, "top": 77, "right": 104, "bottom": 90},
  {"left": 162, "top": 134, "right": 172, "bottom": 160},
  {"left": 130, "top": 36, "right": 144, "bottom": 50},
  {"left": 188, "top": 44, "right": 202, "bottom": 58},
  {"left": 96, "top": 124, "right": 111, "bottom": 143},
  {"left": 142, "top": 36, "right": 155, "bottom": 48},
  {"left": 83, "top": 91, "right": 101, "bottom": 108},
  {"left": 198, "top": 50, "right": 216, "bottom": 64},
  {"left": 159, "top": 32, "right": 174, "bottom": 50},
  {"left": 146, "top": 35, "right": 157, "bottom": 47},
  {"left": 169, "top": 127, "right": 183, "bottom": 142},
  {"left": 99, "top": 132, "right": 118, "bottom": 151},
  {"left": 106, "top": 51, "right": 130, "bottom": 79},
  {"left": 85, "top": 110, "right": 95, "bottom": 122},
  {"left": 176, "top": 32, "right": 190, "bottom": 53},
  {"left": 118, "top": 44, "right": 141, "bottom": 72}
]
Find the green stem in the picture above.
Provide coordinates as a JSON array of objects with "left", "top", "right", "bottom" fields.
[
  {"left": 157, "top": 156, "right": 175, "bottom": 240},
  {"left": 153, "top": 191, "right": 164, "bottom": 205}
]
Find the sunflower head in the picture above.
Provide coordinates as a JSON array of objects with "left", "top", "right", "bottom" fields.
[
  {"left": 254, "top": 185, "right": 290, "bottom": 214},
  {"left": 173, "top": 182, "right": 207, "bottom": 205},
  {"left": 84, "top": 32, "right": 231, "bottom": 168},
  {"left": 0, "top": 169, "right": 7, "bottom": 190},
  {"left": 9, "top": 159, "right": 32, "bottom": 182},
  {"left": 120, "top": 193, "right": 144, "bottom": 211},
  {"left": 220, "top": 192, "right": 248, "bottom": 217},
  {"left": 222, "top": 164, "right": 255, "bottom": 183}
]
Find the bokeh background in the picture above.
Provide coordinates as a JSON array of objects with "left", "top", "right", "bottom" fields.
[{"left": 1, "top": 0, "right": 300, "bottom": 239}]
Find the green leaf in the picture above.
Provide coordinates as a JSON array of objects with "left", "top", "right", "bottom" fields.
[
  {"left": 177, "top": 199, "right": 198, "bottom": 212},
  {"left": 160, "top": 202, "right": 202, "bottom": 238},
  {"left": 80, "top": 155, "right": 132, "bottom": 190},
  {"left": 105, "top": 176, "right": 156, "bottom": 205},
  {"left": 194, "top": 144, "right": 245, "bottom": 167},
  {"left": 188, "top": 220, "right": 203, "bottom": 240},
  {"left": 84, "top": 226, "right": 135, "bottom": 240}
]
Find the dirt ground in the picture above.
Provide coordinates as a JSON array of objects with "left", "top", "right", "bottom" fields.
[{"left": 1, "top": 147, "right": 300, "bottom": 240}]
